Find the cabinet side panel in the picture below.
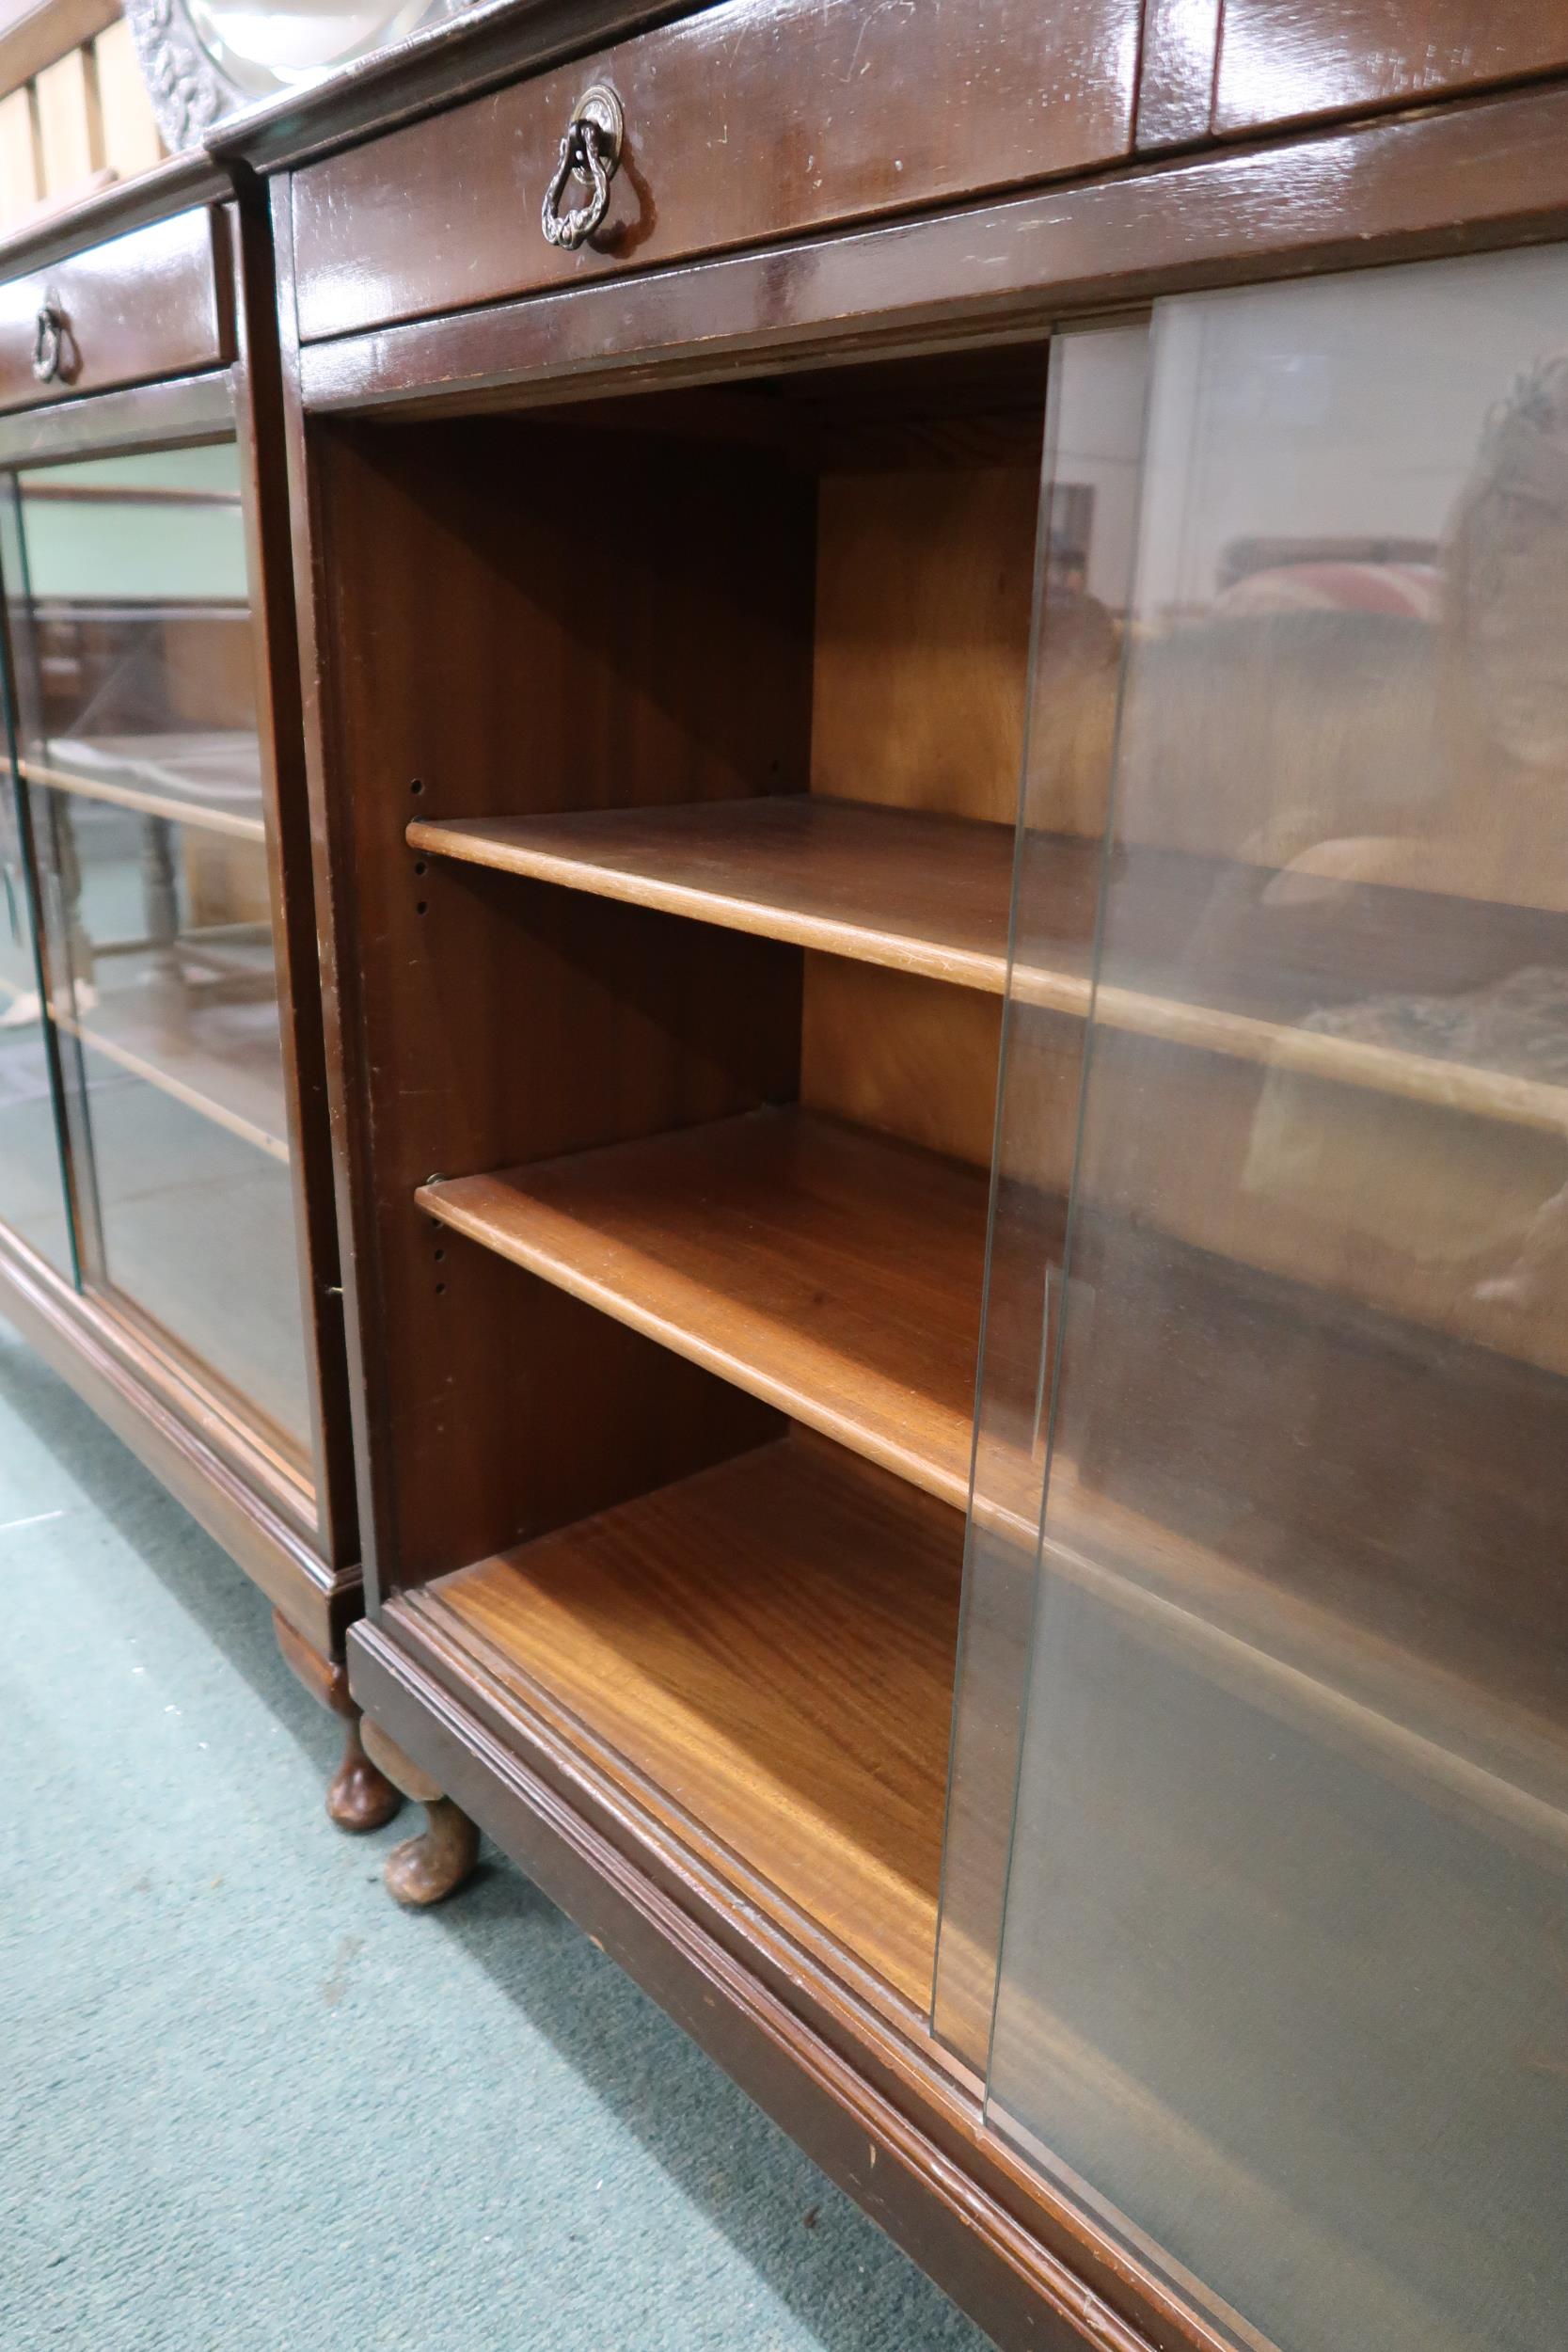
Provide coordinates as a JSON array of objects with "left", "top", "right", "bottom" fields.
[{"left": 309, "top": 415, "right": 814, "bottom": 1585}]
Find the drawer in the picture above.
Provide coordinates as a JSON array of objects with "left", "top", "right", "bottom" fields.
[
  {"left": 1214, "top": 0, "right": 1568, "bottom": 135},
  {"left": 292, "top": 0, "right": 1140, "bottom": 344},
  {"left": 0, "top": 206, "right": 230, "bottom": 413}
]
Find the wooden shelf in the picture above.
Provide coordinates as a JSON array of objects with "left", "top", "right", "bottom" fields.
[
  {"left": 413, "top": 797, "right": 1568, "bottom": 1131},
  {"left": 423, "top": 1433, "right": 964, "bottom": 2006},
  {"left": 55, "top": 980, "right": 290, "bottom": 1164},
  {"left": 418, "top": 1107, "right": 1020, "bottom": 1511},
  {"left": 409, "top": 795, "right": 1022, "bottom": 993}
]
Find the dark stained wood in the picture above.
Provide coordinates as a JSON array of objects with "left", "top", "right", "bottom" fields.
[
  {"left": 1213, "top": 0, "right": 1568, "bottom": 135},
  {"left": 417, "top": 1107, "right": 1020, "bottom": 1512},
  {"left": 1135, "top": 0, "right": 1223, "bottom": 148},
  {"left": 260, "top": 59, "right": 1568, "bottom": 2350},
  {"left": 0, "top": 152, "right": 224, "bottom": 281},
  {"left": 360, "top": 1714, "right": 479, "bottom": 1900},
  {"left": 0, "top": 1217, "right": 354, "bottom": 1651},
  {"left": 350, "top": 1616, "right": 1246, "bottom": 2352},
  {"left": 327, "top": 1716, "right": 404, "bottom": 1832},
  {"left": 435, "top": 1434, "right": 963, "bottom": 2003},
  {"left": 297, "top": 76, "right": 1568, "bottom": 418},
  {"left": 0, "top": 203, "right": 230, "bottom": 413},
  {"left": 382, "top": 1795, "right": 480, "bottom": 1902},
  {"left": 288, "top": 0, "right": 1140, "bottom": 344},
  {"left": 0, "top": 367, "right": 230, "bottom": 462},
  {"left": 229, "top": 192, "right": 360, "bottom": 1572},
  {"left": 272, "top": 1603, "right": 402, "bottom": 1826},
  {"left": 358, "top": 1712, "right": 446, "bottom": 1803},
  {"left": 286, "top": 405, "right": 815, "bottom": 1596},
  {"left": 409, "top": 797, "right": 1019, "bottom": 994}
]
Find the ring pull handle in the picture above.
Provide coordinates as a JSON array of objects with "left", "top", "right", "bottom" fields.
[
  {"left": 31, "top": 302, "right": 64, "bottom": 385},
  {"left": 540, "top": 84, "right": 623, "bottom": 251}
]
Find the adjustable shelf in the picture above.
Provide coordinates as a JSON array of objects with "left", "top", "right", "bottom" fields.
[
  {"left": 413, "top": 799, "right": 1568, "bottom": 1132},
  {"left": 418, "top": 1433, "right": 964, "bottom": 2007},
  {"left": 409, "top": 796, "right": 1023, "bottom": 993},
  {"left": 419, "top": 1106, "right": 1030, "bottom": 1512}
]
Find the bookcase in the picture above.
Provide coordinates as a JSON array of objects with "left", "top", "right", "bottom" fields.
[
  {"left": 162, "top": 4, "right": 1568, "bottom": 2344},
  {"left": 0, "top": 167, "right": 389, "bottom": 1828}
]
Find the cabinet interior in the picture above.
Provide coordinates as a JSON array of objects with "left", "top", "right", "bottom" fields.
[{"left": 320, "top": 342, "right": 1064, "bottom": 2015}]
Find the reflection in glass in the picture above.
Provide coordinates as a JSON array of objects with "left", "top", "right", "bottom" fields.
[
  {"left": 965, "top": 252, "right": 1568, "bottom": 2352},
  {"left": 0, "top": 761, "right": 73, "bottom": 1274},
  {"left": 184, "top": 0, "right": 444, "bottom": 99},
  {"left": 5, "top": 444, "right": 310, "bottom": 1456}
]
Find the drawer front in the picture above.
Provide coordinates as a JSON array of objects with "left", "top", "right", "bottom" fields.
[
  {"left": 292, "top": 0, "right": 1140, "bottom": 344},
  {"left": 0, "top": 206, "right": 229, "bottom": 413},
  {"left": 1214, "top": 0, "right": 1568, "bottom": 135}
]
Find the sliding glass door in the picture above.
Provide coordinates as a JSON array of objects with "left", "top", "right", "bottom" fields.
[
  {"left": 0, "top": 431, "right": 311, "bottom": 1465},
  {"left": 948, "top": 250, "right": 1568, "bottom": 2352}
]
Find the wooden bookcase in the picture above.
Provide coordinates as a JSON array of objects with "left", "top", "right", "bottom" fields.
[
  {"left": 0, "top": 165, "right": 390, "bottom": 1832},
  {"left": 292, "top": 347, "right": 1055, "bottom": 2017},
  {"left": 220, "top": 6, "right": 1568, "bottom": 2347}
]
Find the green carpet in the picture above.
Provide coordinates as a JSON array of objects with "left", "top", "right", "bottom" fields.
[{"left": 0, "top": 1326, "right": 990, "bottom": 2351}]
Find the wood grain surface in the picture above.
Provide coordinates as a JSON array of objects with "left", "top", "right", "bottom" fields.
[
  {"left": 0, "top": 203, "right": 227, "bottom": 412},
  {"left": 409, "top": 796, "right": 1019, "bottom": 993},
  {"left": 1213, "top": 0, "right": 1568, "bottom": 135},
  {"left": 435, "top": 1432, "right": 965, "bottom": 2002},
  {"left": 418, "top": 1107, "right": 1022, "bottom": 1511},
  {"left": 290, "top": 0, "right": 1139, "bottom": 343}
]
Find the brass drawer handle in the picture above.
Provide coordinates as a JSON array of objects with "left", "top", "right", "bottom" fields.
[
  {"left": 31, "top": 302, "right": 65, "bottom": 384},
  {"left": 541, "top": 84, "right": 623, "bottom": 251}
]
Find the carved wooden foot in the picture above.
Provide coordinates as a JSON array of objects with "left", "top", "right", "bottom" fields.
[
  {"left": 326, "top": 1715, "right": 404, "bottom": 1833},
  {"left": 360, "top": 1715, "right": 480, "bottom": 1906},
  {"left": 274, "top": 1608, "right": 403, "bottom": 1834}
]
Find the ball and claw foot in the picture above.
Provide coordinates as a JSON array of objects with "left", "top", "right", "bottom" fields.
[{"left": 360, "top": 1715, "right": 480, "bottom": 1907}]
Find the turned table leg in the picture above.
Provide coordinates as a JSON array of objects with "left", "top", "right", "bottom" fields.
[
  {"left": 273, "top": 1609, "right": 402, "bottom": 1834},
  {"left": 359, "top": 1716, "right": 480, "bottom": 1906}
]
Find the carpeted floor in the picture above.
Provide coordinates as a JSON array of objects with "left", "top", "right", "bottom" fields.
[{"left": 0, "top": 1325, "right": 990, "bottom": 2352}]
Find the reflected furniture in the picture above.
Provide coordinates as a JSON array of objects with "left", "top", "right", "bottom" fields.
[{"left": 0, "top": 158, "right": 405, "bottom": 1838}]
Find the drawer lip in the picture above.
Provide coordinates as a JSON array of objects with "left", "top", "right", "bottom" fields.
[
  {"left": 289, "top": 0, "right": 1139, "bottom": 346},
  {"left": 0, "top": 202, "right": 232, "bottom": 416}
]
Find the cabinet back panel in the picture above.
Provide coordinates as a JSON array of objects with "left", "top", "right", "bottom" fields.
[
  {"left": 801, "top": 960, "right": 1006, "bottom": 1170},
  {"left": 803, "top": 412, "right": 1048, "bottom": 1164},
  {"left": 810, "top": 463, "right": 1040, "bottom": 826}
]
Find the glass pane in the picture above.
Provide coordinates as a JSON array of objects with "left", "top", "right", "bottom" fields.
[
  {"left": 934, "top": 322, "right": 1150, "bottom": 2062},
  {"left": 7, "top": 443, "right": 311, "bottom": 1458},
  {"left": 983, "top": 250, "right": 1568, "bottom": 2352},
  {"left": 0, "top": 758, "right": 74, "bottom": 1275}
]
